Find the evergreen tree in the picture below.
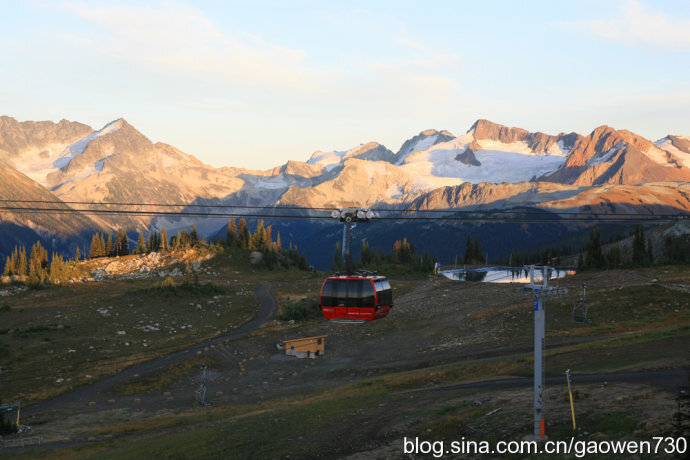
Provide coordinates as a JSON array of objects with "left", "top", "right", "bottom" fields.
[
  {"left": 18, "top": 246, "right": 27, "bottom": 276},
  {"left": 28, "top": 241, "right": 48, "bottom": 284},
  {"left": 2, "top": 256, "right": 9, "bottom": 276},
  {"left": 190, "top": 222, "right": 199, "bottom": 246},
  {"left": 606, "top": 246, "right": 621, "bottom": 268},
  {"left": 49, "top": 252, "right": 66, "bottom": 284},
  {"left": 160, "top": 228, "right": 168, "bottom": 251},
  {"left": 75, "top": 246, "right": 81, "bottom": 262},
  {"left": 275, "top": 232, "right": 282, "bottom": 251},
  {"left": 264, "top": 225, "right": 273, "bottom": 251},
  {"left": 464, "top": 234, "right": 473, "bottom": 264},
  {"left": 331, "top": 241, "right": 342, "bottom": 271},
  {"left": 252, "top": 220, "right": 266, "bottom": 251},
  {"left": 238, "top": 218, "right": 250, "bottom": 250},
  {"left": 116, "top": 229, "right": 129, "bottom": 256},
  {"left": 475, "top": 237, "right": 483, "bottom": 264},
  {"left": 226, "top": 218, "right": 237, "bottom": 247},
  {"left": 360, "top": 240, "right": 373, "bottom": 266},
  {"left": 106, "top": 234, "right": 113, "bottom": 257},
  {"left": 632, "top": 224, "right": 647, "bottom": 266},
  {"left": 646, "top": 236, "right": 654, "bottom": 266},
  {"left": 89, "top": 233, "right": 99, "bottom": 258},
  {"left": 135, "top": 233, "right": 146, "bottom": 254},
  {"left": 585, "top": 227, "right": 604, "bottom": 269}
]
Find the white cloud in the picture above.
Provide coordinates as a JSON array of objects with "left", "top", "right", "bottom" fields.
[
  {"left": 59, "top": 1, "right": 323, "bottom": 92},
  {"left": 56, "top": 2, "right": 463, "bottom": 110},
  {"left": 573, "top": 0, "right": 690, "bottom": 51}
]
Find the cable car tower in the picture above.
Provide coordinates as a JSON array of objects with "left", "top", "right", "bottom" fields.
[
  {"left": 524, "top": 265, "right": 567, "bottom": 440},
  {"left": 331, "top": 208, "right": 375, "bottom": 274}
]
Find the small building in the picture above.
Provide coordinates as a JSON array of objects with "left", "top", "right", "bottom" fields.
[{"left": 284, "top": 335, "right": 326, "bottom": 359}]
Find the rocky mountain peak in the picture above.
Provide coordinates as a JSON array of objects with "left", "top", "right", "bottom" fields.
[
  {"left": 395, "top": 129, "right": 455, "bottom": 165},
  {"left": 468, "top": 119, "right": 530, "bottom": 144}
]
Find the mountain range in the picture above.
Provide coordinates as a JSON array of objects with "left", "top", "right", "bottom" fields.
[{"left": 1, "top": 115, "right": 689, "bottom": 265}]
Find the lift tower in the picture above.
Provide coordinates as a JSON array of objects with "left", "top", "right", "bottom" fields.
[
  {"left": 331, "top": 209, "right": 375, "bottom": 274},
  {"left": 524, "top": 265, "right": 567, "bottom": 439}
]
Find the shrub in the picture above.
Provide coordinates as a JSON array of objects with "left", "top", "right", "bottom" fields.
[{"left": 279, "top": 298, "right": 321, "bottom": 322}]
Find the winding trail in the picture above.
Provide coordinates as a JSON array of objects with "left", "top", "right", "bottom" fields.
[{"left": 24, "top": 282, "right": 277, "bottom": 416}]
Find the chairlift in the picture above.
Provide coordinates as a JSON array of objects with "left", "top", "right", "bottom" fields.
[{"left": 572, "top": 284, "right": 591, "bottom": 323}]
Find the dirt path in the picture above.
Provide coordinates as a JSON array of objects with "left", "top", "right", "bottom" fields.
[
  {"left": 23, "top": 282, "right": 277, "bottom": 416},
  {"left": 407, "top": 368, "right": 689, "bottom": 394}
]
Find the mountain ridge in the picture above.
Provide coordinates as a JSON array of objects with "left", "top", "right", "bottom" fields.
[{"left": 1, "top": 115, "right": 689, "bottom": 255}]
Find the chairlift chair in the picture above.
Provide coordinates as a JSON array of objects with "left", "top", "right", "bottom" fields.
[{"left": 572, "top": 284, "right": 592, "bottom": 323}]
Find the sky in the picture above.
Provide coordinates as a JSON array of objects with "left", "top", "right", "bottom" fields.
[{"left": 2, "top": 0, "right": 690, "bottom": 170}]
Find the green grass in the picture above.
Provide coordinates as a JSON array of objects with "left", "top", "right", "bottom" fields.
[
  {"left": 0, "top": 276, "right": 255, "bottom": 404},
  {"left": 137, "top": 281, "right": 228, "bottom": 297},
  {"left": 114, "top": 355, "right": 217, "bottom": 395}
]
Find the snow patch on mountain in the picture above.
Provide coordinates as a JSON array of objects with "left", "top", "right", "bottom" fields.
[
  {"left": 395, "top": 134, "right": 439, "bottom": 165},
  {"left": 53, "top": 119, "right": 123, "bottom": 170},
  {"left": 643, "top": 145, "right": 677, "bottom": 167},
  {"left": 252, "top": 174, "right": 289, "bottom": 190},
  {"left": 655, "top": 136, "right": 690, "bottom": 168},
  {"left": 551, "top": 139, "right": 572, "bottom": 156},
  {"left": 587, "top": 142, "right": 624, "bottom": 167},
  {"left": 307, "top": 149, "right": 346, "bottom": 167}
]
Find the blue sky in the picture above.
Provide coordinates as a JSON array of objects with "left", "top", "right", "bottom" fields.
[{"left": 2, "top": 0, "right": 689, "bottom": 170}]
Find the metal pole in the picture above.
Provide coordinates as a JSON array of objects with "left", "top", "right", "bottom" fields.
[
  {"left": 345, "top": 222, "right": 354, "bottom": 274},
  {"left": 534, "top": 283, "right": 545, "bottom": 438},
  {"left": 341, "top": 224, "right": 347, "bottom": 267},
  {"left": 566, "top": 369, "right": 577, "bottom": 430}
]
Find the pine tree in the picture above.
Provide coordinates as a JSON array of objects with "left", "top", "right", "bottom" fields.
[
  {"left": 226, "top": 218, "right": 237, "bottom": 247},
  {"left": 135, "top": 233, "right": 146, "bottom": 254},
  {"left": 160, "top": 228, "right": 168, "bottom": 251},
  {"left": 89, "top": 234, "right": 99, "bottom": 258},
  {"left": 28, "top": 241, "right": 48, "bottom": 284},
  {"left": 275, "top": 232, "right": 282, "bottom": 251},
  {"left": 464, "top": 234, "right": 474, "bottom": 264},
  {"left": 116, "top": 229, "right": 129, "bottom": 256},
  {"left": 106, "top": 234, "right": 113, "bottom": 257},
  {"left": 585, "top": 227, "right": 604, "bottom": 269},
  {"left": 647, "top": 237, "right": 654, "bottom": 266},
  {"left": 252, "top": 220, "right": 266, "bottom": 251},
  {"left": 3, "top": 256, "right": 10, "bottom": 276},
  {"left": 331, "top": 241, "right": 342, "bottom": 271},
  {"left": 238, "top": 218, "right": 249, "bottom": 250},
  {"left": 475, "top": 237, "right": 483, "bottom": 264},
  {"left": 50, "top": 252, "right": 66, "bottom": 284},
  {"left": 75, "top": 246, "right": 81, "bottom": 262},
  {"left": 190, "top": 222, "right": 199, "bottom": 246},
  {"left": 360, "top": 240, "right": 373, "bottom": 266},
  {"left": 632, "top": 224, "right": 646, "bottom": 267},
  {"left": 264, "top": 224, "right": 273, "bottom": 251},
  {"left": 18, "top": 246, "right": 28, "bottom": 276}
]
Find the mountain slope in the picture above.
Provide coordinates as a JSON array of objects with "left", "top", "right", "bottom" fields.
[
  {"left": 0, "top": 159, "right": 101, "bottom": 256},
  {"left": 0, "top": 116, "right": 93, "bottom": 185}
]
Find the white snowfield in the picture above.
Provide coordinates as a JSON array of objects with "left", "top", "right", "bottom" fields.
[
  {"left": 655, "top": 136, "right": 690, "bottom": 168},
  {"left": 399, "top": 133, "right": 567, "bottom": 188}
]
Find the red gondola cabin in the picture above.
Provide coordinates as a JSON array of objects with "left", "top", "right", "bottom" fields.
[{"left": 319, "top": 275, "right": 393, "bottom": 321}]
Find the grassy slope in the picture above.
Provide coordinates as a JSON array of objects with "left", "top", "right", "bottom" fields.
[{"left": 2, "top": 265, "right": 689, "bottom": 459}]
